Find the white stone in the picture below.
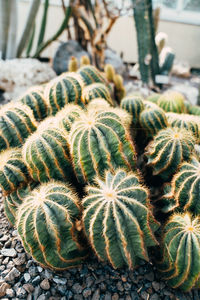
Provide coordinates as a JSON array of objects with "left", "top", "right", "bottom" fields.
[{"left": 1, "top": 248, "right": 17, "bottom": 258}]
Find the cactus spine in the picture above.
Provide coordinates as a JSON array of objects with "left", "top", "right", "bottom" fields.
[
  {"left": 158, "top": 213, "right": 200, "bottom": 291},
  {"left": 70, "top": 110, "right": 137, "bottom": 184},
  {"left": 82, "top": 169, "right": 159, "bottom": 269},
  {"left": 158, "top": 91, "right": 185, "bottom": 113},
  {"left": 17, "top": 181, "right": 87, "bottom": 270},
  {"left": 120, "top": 95, "right": 144, "bottom": 126},
  {"left": 145, "top": 127, "right": 195, "bottom": 179}
]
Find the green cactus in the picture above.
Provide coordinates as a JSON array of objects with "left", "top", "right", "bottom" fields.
[
  {"left": 140, "top": 107, "right": 168, "bottom": 138},
  {"left": 70, "top": 110, "right": 137, "bottom": 184},
  {"left": 55, "top": 104, "right": 83, "bottom": 132},
  {"left": 188, "top": 105, "right": 200, "bottom": 116},
  {"left": 19, "top": 86, "right": 48, "bottom": 121},
  {"left": 104, "top": 64, "right": 115, "bottom": 82},
  {"left": 158, "top": 213, "right": 200, "bottom": 291},
  {"left": 16, "top": 181, "right": 87, "bottom": 270},
  {"left": 81, "top": 83, "right": 113, "bottom": 106},
  {"left": 144, "top": 100, "right": 160, "bottom": 110},
  {"left": 22, "top": 120, "right": 74, "bottom": 183},
  {"left": 0, "top": 103, "right": 37, "bottom": 152},
  {"left": 171, "top": 156, "right": 200, "bottom": 214},
  {"left": 146, "top": 93, "right": 161, "bottom": 104},
  {"left": 155, "top": 183, "right": 177, "bottom": 214},
  {"left": 120, "top": 95, "right": 144, "bottom": 126},
  {"left": 68, "top": 56, "right": 79, "bottom": 72},
  {"left": 77, "top": 65, "right": 111, "bottom": 90},
  {"left": 0, "top": 148, "right": 30, "bottom": 196},
  {"left": 44, "top": 73, "right": 84, "bottom": 115},
  {"left": 113, "top": 74, "right": 126, "bottom": 102},
  {"left": 4, "top": 182, "right": 37, "bottom": 226},
  {"left": 145, "top": 127, "right": 195, "bottom": 180},
  {"left": 87, "top": 98, "right": 111, "bottom": 111},
  {"left": 82, "top": 169, "right": 159, "bottom": 269},
  {"left": 166, "top": 112, "right": 200, "bottom": 143},
  {"left": 80, "top": 55, "right": 90, "bottom": 67},
  {"left": 158, "top": 91, "right": 185, "bottom": 113}
]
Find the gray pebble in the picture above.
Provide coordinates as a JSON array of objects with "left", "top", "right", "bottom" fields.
[
  {"left": 32, "top": 275, "right": 41, "bottom": 285},
  {"left": 1, "top": 248, "right": 17, "bottom": 258},
  {"left": 28, "top": 266, "right": 37, "bottom": 277},
  {"left": 72, "top": 283, "right": 83, "bottom": 294},
  {"left": 83, "top": 288, "right": 92, "bottom": 298},
  {"left": 40, "top": 279, "right": 50, "bottom": 291},
  {"left": 91, "top": 289, "right": 100, "bottom": 300},
  {"left": 37, "top": 295, "right": 47, "bottom": 300},
  {"left": 24, "top": 273, "right": 31, "bottom": 283},
  {"left": 4, "top": 267, "right": 20, "bottom": 282},
  {"left": 53, "top": 277, "right": 67, "bottom": 285},
  {"left": 23, "top": 283, "right": 35, "bottom": 294},
  {"left": 16, "top": 287, "right": 26, "bottom": 298},
  {"left": 5, "top": 288, "right": 15, "bottom": 298}
]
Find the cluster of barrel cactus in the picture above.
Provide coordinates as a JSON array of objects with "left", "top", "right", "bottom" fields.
[{"left": 1, "top": 62, "right": 200, "bottom": 292}]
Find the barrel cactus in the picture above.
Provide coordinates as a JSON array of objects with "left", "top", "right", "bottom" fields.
[
  {"left": 140, "top": 107, "right": 168, "bottom": 137},
  {"left": 188, "top": 105, "right": 200, "bottom": 116},
  {"left": 82, "top": 169, "right": 159, "bottom": 269},
  {"left": 82, "top": 83, "right": 113, "bottom": 106},
  {"left": 146, "top": 93, "right": 160, "bottom": 104},
  {"left": 16, "top": 181, "right": 87, "bottom": 270},
  {"left": 78, "top": 65, "right": 110, "bottom": 89},
  {"left": 158, "top": 91, "right": 185, "bottom": 113},
  {"left": 70, "top": 110, "right": 137, "bottom": 184},
  {"left": 120, "top": 95, "right": 144, "bottom": 125},
  {"left": 44, "top": 73, "right": 84, "bottom": 115},
  {"left": 0, "top": 148, "right": 29, "bottom": 195},
  {"left": 104, "top": 64, "right": 115, "bottom": 82},
  {"left": 0, "top": 103, "right": 37, "bottom": 152},
  {"left": 166, "top": 112, "right": 200, "bottom": 142},
  {"left": 87, "top": 98, "right": 111, "bottom": 110},
  {"left": 22, "top": 121, "right": 74, "bottom": 183},
  {"left": 155, "top": 184, "right": 177, "bottom": 214},
  {"left": 145, "top": 127, "right": 195, "bottom": 179},
  {"left": 158, "top": 213, "right": 200, "bottom": 291},
  {"left": 55, "top": 104, "right": 83, "bottom": 132},
  {"left": 4, "top": 182, "right": 37, "bottom": 226},
  {"left": 171, "top": 156, "right": 200, "bottom": 214},
  {"left": 19, "top": 86, "right": 48, "bottom": 121}
]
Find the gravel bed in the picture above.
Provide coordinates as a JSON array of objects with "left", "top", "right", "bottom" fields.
[{"left": 0, "top": 194, "right": 199, "bottom": 300}]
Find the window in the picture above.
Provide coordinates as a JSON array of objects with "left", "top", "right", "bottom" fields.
[{"left": 153, "top": 0, "right": 200, "bottom": 25}]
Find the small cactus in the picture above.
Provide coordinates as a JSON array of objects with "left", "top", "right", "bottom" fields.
[
  {"left": 188, "top": 105, "right": 200, "bottom": 116},
  {"left": 44, "top": 73, "right": 83, "bottom": 115},
  {"left": 80, "top": 55, "right": 90, "bottom": 66},
  {"left": 146, "top": 93, "right": 161, "bottom": 104},
  {"left": 19, "top": 86, "right": 48, "bottom": 121},
  {"left": 158, "top": 91, "right": 185, "bottom": 113},
  {"left": 0, "top": 148, "right": 30, "bottom": 196},
  {"left": 87, "top": 98, "right": 111, "bottom": 110},
  {"left": 82, "top": 83, "right": 113, "bottom": 106},
  {"left": 104, "top": 64, "right": 115, "bottom": 82},
  {"left": 145, "top": 127, "right": 195, "bottom": 180},
  {"left": 77, "top": 65, "right": 111, "bottom": 90},
  {"left": 70, "top": 110, "right": 137, "bottom": 184},
  {"left": 158, "top": 213, "right": 200, "bottom": 291},
  {"left": 55, "top": 104, "right": 83, "bottom": 132},
  {"left": 68, "top": 56, "right": 78, "bottom": 72},
  {"left": 22, "top": 121, "right": 74, "bottom": 183},
  {"left": 16, "top": 181, "right": 87, "bottom": 270},
  {"left": 0, "top": 103, "right": 37, "bottom": 152},
  {"left": 140, "top": 107, "right": 168, "bottom": 137},
  {"left": 166, "top": 112, "right": 200, "bottom": 142},
  {"left": 4, "top": 182, "right": 37, "bottom": 226},
  {"left": 120, "top": 95, "right": 144, "bottom": 126},
  {"left": 171, "top": 156, "right": 200, "bottom": 214},
  {"left": 113, "top": 74, "right": 126, "bottom": 102},
  {"left": 82, "top": 169, "right": 159, "bottom": 269}
]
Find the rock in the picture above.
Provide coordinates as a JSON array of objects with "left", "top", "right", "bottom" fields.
[
  {"left": 152, "top": 281, "right": 160, "bottom": 292},
  {"left": 105, "top": 48, "right": 125, "bottom": 75},
  {"left": 86, "top": 276, "right": 94, "bottom": 288},
  {"left": 23, "top": 283, "right": 34, "bottom": 293},
  {"left": 40, "top": 279, "right": 50, "bottom": 291},
  {"left": 32, "top": 275, "right": 41, "bottom": 286},
  {"left": 24, "top": 273, "right": 31, "bottom": 283},
  {"left": 53, "top": 40, "right": 89, "bottom": 75},
  {"left": 83, "top": 288, "right": 92, "bottom": 298},
  {"left": 1, "top": 248, "right": 17, "bottom": 258},
  {"left": 53, "top": 277, "right": 67, "bottom": 285},
  {"left": 72, "top": 283, "right": 83, "bottom": 294},
  {"left": 28, "top": 266, "right": 37, "bottom": 277},
  {"left": 172, "top": 61, "right": 191, "bottom": 78},
  {"left": 4, "top": 267, "right": 20, "bottom": 282},
  {"left": 16, "top": 287, "right": 27, "bottom": 298},
  {"left": 144, "top": 272, "right": 154, "bottom": 281},
  {"left": 37, "top": 266, "right": 43, "bottom": 273},
  {"left": 0, "top": 283, "right": 11, "bottom": 298},
  {"left": 112, "top": 293, "right": 119, "bottom": 300},
  {"left": 91, "top": 289, "right": 100, "bottom": 300},
  {"left": 150, "top": 294, "right": 160, "bottom": 300},
  {"left": 116, "top": 281, "right": 124, "bottom": 292},
  {"left": 13, "top": 254, "right": 26, "bottom": 266},
  {"left": 104, "top": 292, "right": 112, "bottom": 300},
  {"left": 0, "top": 58, "right": 56, "bottom": 101},
  {"left": 37, "top": 295, "right": 47, "bottom": 300},
  {"left": 141, "top": 291, "right": 149, "bottom": 300},
  {"left": 5, "top": 288, "right": 15, "bottom": 298},
  {"left": 44, "top": 269, "right": 53, "bottom": 279}
]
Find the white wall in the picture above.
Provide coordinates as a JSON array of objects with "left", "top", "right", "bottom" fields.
[{"left": 18, "top": 1, "right": 200, "bottom": 67}]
